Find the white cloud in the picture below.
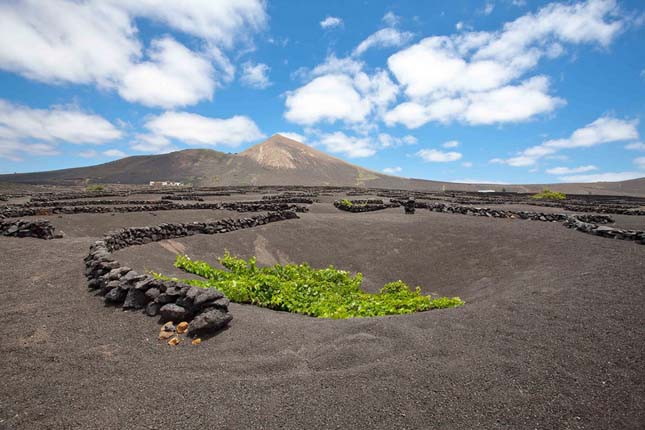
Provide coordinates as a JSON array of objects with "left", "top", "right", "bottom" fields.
[
  {"left": 285, "top": 74, "right": 371, "bottom": 125},
  {"left": 545, "top": 165, "right": 597, "bottom": 175},
  {"left": 625, "top": 141, "right": 645, "bottom": 151},
  {"left": 417, "top": 148, "right": 462, "bottom": 162},
  {"left": 304, "top": 55, "right": 365, "bottom": 78},
  {"left": 0, "top": 99, "right": 121, "bottom": 146},
  {"left": 377, "top": 133, "right": 417, "bottom": 148},
  {"left": 385, "top": 76, "right": 563, "bottom": 127},
  {"left": 384, "top": 0, "right": 625, "bottom": 128},
  {"left": 286, "top": 54, "right": 399, "bottom": 132},
  {"left": 0, "top": 0, "right": 267, "bottom": 108},
  {"left": 354, "top": 28, "right": 414, "bottom": 56},
  {"left": 320, "top": 16, "right": 343, "bottom": 29},
  {"left": 462, "top": 161, "right": 473, "bottom": 167},
  {"left": 442, "top": 140, "right": 460, "bottom": 148},
  {"left": 276, "top": 132, "right": 306, "bottom": 143},
  {"left": 382, "top": 12, "right": 401, "bottom": 27},
  {"left": 634, "top": 157, "right": 645, "bottom": 169},
  {"left": 383, "top": 166, "right": 402, "bottom": 174},
  {"left": 130, "top": 133, "right": 177, "bottom": 154},
  {"left": 482, "top": 2, "right": 495, "bottom": 15},
  {"left": 316, "top": 132, "right": 376, "bottom": 158},
  {"left": 103, "top": 149, "right": 126, "bottom": 158},
  {"left": 463, "top": 76, "right": 564, "bottom": 124},
  {"left": 144, "top": 111, "right": 264, "bottom": 148},
  {"left": 0, "top": 0, "right": 138, "bottom": 86},
  {"left": 0, "top": 140, "right": 60, "bottom": 161},
  {"left": 559, "top": 171, "right": 644, "bottom": 182},
  {"left": 118, "top": 0, "right": 267, "bottom": 48},
  {"left": 79, "top": 150, "right": 98, "bottom": 158},
  {"left": 240, "top": 62, "right": 271, "bottom": 89},
  {"left": 497, "top": 116, "right": 639, "bottom": 166},
  {"left": 118, "top": 37, "right": 215, "bottom": 108}
]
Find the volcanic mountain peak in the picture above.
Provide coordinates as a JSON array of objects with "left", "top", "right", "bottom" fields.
[{"left": 240, "top": 134, "right": 341, "bottom": 169}]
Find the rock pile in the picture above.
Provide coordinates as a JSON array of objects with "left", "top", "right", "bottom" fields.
[
  {"left": 0, "top": 219, "right": 60, "bottom": 239},
  {"left": 84, "top": 211, "right": 299, "bottom": 336}
]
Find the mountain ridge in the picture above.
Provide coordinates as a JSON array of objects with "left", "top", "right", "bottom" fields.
[{"left": 1, "top": 134, "right": 644, "bottom": 195}]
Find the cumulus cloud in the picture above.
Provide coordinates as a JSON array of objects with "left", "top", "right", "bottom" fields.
[
  {"left": 634, "top": 157, "right": 645, "bottom": 170},
  {"left": 285, "top": 63, "right": 399, "bottom": 128},
  {"left": 0, "top": 0, "right": 267, "bottom": 108},
  {"left": 118, "top": 37, "right": 215, "bottom": 108},
  {"left": 385, "top": 0, "right": 625, "bottom": 128},
  {"left": 558, "top": 171, "right": 644, "bottom": 182},
  {"left": 240, "top": 62, "right": 271, "bottom": 89},
  {"left": 497, "top": 116, "right": 639, "bottom": 167},
  {"left": 377, "top": 133, "right": 417, "bottom": 148},
  {"left": 0, "top": 98, "right": 121, "bottom": 161},
  {"left": 103, "top": 149, "right": 126, "bottom": 158},
  {"left": 417, "top": 148, "right": 462, "bottom": 162},
  {"left": 117, "top": 0, "right": 267, "bottom": 48},
  {"left": 130, "top": 133, "right": 177, "bottom": 154},
  {"left": 482, "top": 2, "right": 495, "bottom": 15},
  {"left": 353, "top": 28, "right": 414, "bottom": 56},
  {"left": 384, "top": 77, "right": 564, "bottom": 128},
  {"left": 382, "top": 12, "right": 401, "bottom": 27},
  {"left": 0, "top": 140, "right": 60, "bottom": 161},
  {"left": 442, "top": 140, "right": 460, "bottom": 148},
  {"left": 320, "top": 16, "right": 342, "bottom": 29},
  {"left": 143, "top": 111, "right": 264, "bottom": 148},
  {"left": 285, "top": 75, "right": 372, "bottom": 125},
  {"left": 78, "top": 150, "right": 98, "bottom": 158},
  {"left": 545, "top": 165, "right": 597, "bottom": 175},
  {"left": 383, "top": 166, "right": 402, "bottom": 174},
  {"left": 316, "top": 132, "right": 376, "bottom": 158},
  {"left": 625, "top": 141, "right": 645, "bottom": 151}
]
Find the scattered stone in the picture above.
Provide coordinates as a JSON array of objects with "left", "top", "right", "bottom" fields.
[
  {"left": 176, "top": 321, "right": 189, "bottom": 334},
  {"left": 191, "top": 338, "right": 202, "bottom": 346},
  {"left": 167, "top": 336, "right": 181, "bottom": 346},
  {"left": 159, "top": 330, "right": 174, "bottom": 341},
  {"left": 161, "top": 321, "right": 175, "bottom": 332}
]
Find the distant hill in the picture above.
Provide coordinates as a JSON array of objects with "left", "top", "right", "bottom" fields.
[{"left": 1, "top": 134, "right": 643, "bottom": 195}]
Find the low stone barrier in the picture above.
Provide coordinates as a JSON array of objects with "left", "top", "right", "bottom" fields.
[
  {"left": 564, "top": 217, "right": 645, "bottom": 244},
  {"left": 0, "top": 219, "right": 60, "bottom": 239},
  {"left": 13, "top": 199, "right": 171, "bottom": 208},
  {"left": 161, "top": 195, "right": 205, "bottom": 201},
  {"left": 526, "top": 201, "right": 645, "bottom": 216},
  {"left": 1, "top": 201, "right": 308, "bottom": 218},
  {"left": 84, "top": 211, "right": 300, "bottom": 336}
]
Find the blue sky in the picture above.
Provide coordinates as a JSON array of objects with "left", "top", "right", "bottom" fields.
[{"left": 0, "top": 0, "right": 644, "bottom": 184}]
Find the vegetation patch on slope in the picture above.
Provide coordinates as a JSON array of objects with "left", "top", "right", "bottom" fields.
[
  {"left": 158, "top": 252, "right": 464, "bottom": 319},
  {"left": 531, "top": 189, "right": 566, "bottom": 200}
]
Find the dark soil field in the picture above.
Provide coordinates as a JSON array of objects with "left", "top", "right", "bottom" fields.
[{"left": 1, "top": 187, "right": 643, "bottom": 429}]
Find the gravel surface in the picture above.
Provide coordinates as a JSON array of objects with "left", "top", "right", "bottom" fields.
[{"left": 1, "top": 202, "right": 643, "bottom": 429}]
